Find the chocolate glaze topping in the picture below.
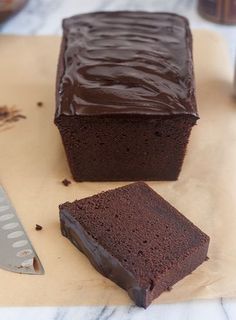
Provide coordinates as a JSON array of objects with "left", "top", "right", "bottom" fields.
[{"left": 56, "top": 12, "right": 198, "bottom": 118}]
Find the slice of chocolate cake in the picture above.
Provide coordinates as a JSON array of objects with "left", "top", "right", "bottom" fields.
[
  {"left": 59, "top": 182, "right": 209, "bottom": 308},
  {"left": 55, "top": 12, "right": 198, "bottom": 181}
]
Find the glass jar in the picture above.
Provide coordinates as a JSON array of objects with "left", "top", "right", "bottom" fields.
[
  {"left": 198, "top": 0, "right": 236, "bottom": 24},
  {"left": 0, "top": 0, "right": 29, "bottom": 23}
]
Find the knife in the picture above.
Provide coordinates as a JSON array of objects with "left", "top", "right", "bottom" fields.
[{"left": 0, "top": 185, "right": 44, "bottom": 275}]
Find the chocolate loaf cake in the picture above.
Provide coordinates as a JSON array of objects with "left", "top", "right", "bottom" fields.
[
  {"left": 59, "top": 182, "right": 209, "bottom": 308},
  {"left": 55, "top": 12, "right": 198, "bottom": 181}
]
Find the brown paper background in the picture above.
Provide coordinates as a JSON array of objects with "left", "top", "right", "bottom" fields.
[{"left": 0, "top": 30, "right": 236, "bottom": 307}]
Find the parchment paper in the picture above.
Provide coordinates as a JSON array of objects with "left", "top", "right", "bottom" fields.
[{"left": 0, "top": 30, "right": 236, "bottom": 306}]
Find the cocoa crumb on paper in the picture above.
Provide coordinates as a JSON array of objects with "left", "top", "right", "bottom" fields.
[
  {"left": 0, "top": 105, "right": 26, "bottom": 130},
  {"left": 35, "top": 224, "right": 43, "bottom": 231},
  {"left": 37, "top": 101, "right": 43, "bottom": 107},
  {"left": 62, "top": 179, "right": 71, "bottom": 186}
]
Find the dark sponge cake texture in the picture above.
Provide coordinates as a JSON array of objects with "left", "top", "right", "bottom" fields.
[
  {"left": 59, "top": 182, "right": 209, "bottom": 308},
  {"left": 56, "top": 115, "right": 196, "bottom": 181},
  {"left": 55, "top": 12, "right": 199, "bottom": 181}
]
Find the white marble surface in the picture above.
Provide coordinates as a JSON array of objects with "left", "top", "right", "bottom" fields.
[
  {"left": 0, "top": 0, "right": 236, "bottom": 319},
  {"left": 1, "top": 299, "right": 236, "bottom": 320}
]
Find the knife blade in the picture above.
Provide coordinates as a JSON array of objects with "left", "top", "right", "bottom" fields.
[{"left": 0, "top": 185, "right": 44, "bottom": 275}]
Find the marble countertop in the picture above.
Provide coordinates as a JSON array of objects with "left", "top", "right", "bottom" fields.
[{"left": 0, "top": 0, "right": 236, "bottom": 319}]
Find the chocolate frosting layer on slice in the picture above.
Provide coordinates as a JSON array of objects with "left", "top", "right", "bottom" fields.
[{"left": 56, "top": 12, "right": 198, "bottom": 118}]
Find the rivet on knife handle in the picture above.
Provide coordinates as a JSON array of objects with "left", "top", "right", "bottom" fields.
[{"left": 0, "top": 185, "right": 44, "bottom": 275}]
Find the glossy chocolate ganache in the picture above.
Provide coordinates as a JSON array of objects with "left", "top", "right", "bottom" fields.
[{"left": 56, "top": 12, "right": 198, "bottom": 118}]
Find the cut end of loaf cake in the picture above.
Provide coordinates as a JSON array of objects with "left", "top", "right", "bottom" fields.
[{"left": 59, "top": 182, "right": 209, "bottom": 308}]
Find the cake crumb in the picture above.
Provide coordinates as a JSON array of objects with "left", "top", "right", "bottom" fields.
[
  {"left": 62, "top": 178, "right": 71, "bottom": 186},
  {"left": 35, "top": 224, "right": 43, "bottom": 231},
  {"left": 37, "top": 101, "right": 43, "bottom": 107},
  {"left": 0, "top": 105, "right": 26, "bottom": 129}
]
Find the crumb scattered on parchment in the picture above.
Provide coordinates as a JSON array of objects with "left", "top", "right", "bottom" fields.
[
  {"left": 62, "top": 178, "right": 71, "bottom": 186},
  {"left": 0, "top": 105, "right": 26, "bottom": 130},
  {"left": 37, "top": 101, "right": 43, "bottom": 107},
  {"left": 35, "top": 224, "right": 43, "bottom": 231}
]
